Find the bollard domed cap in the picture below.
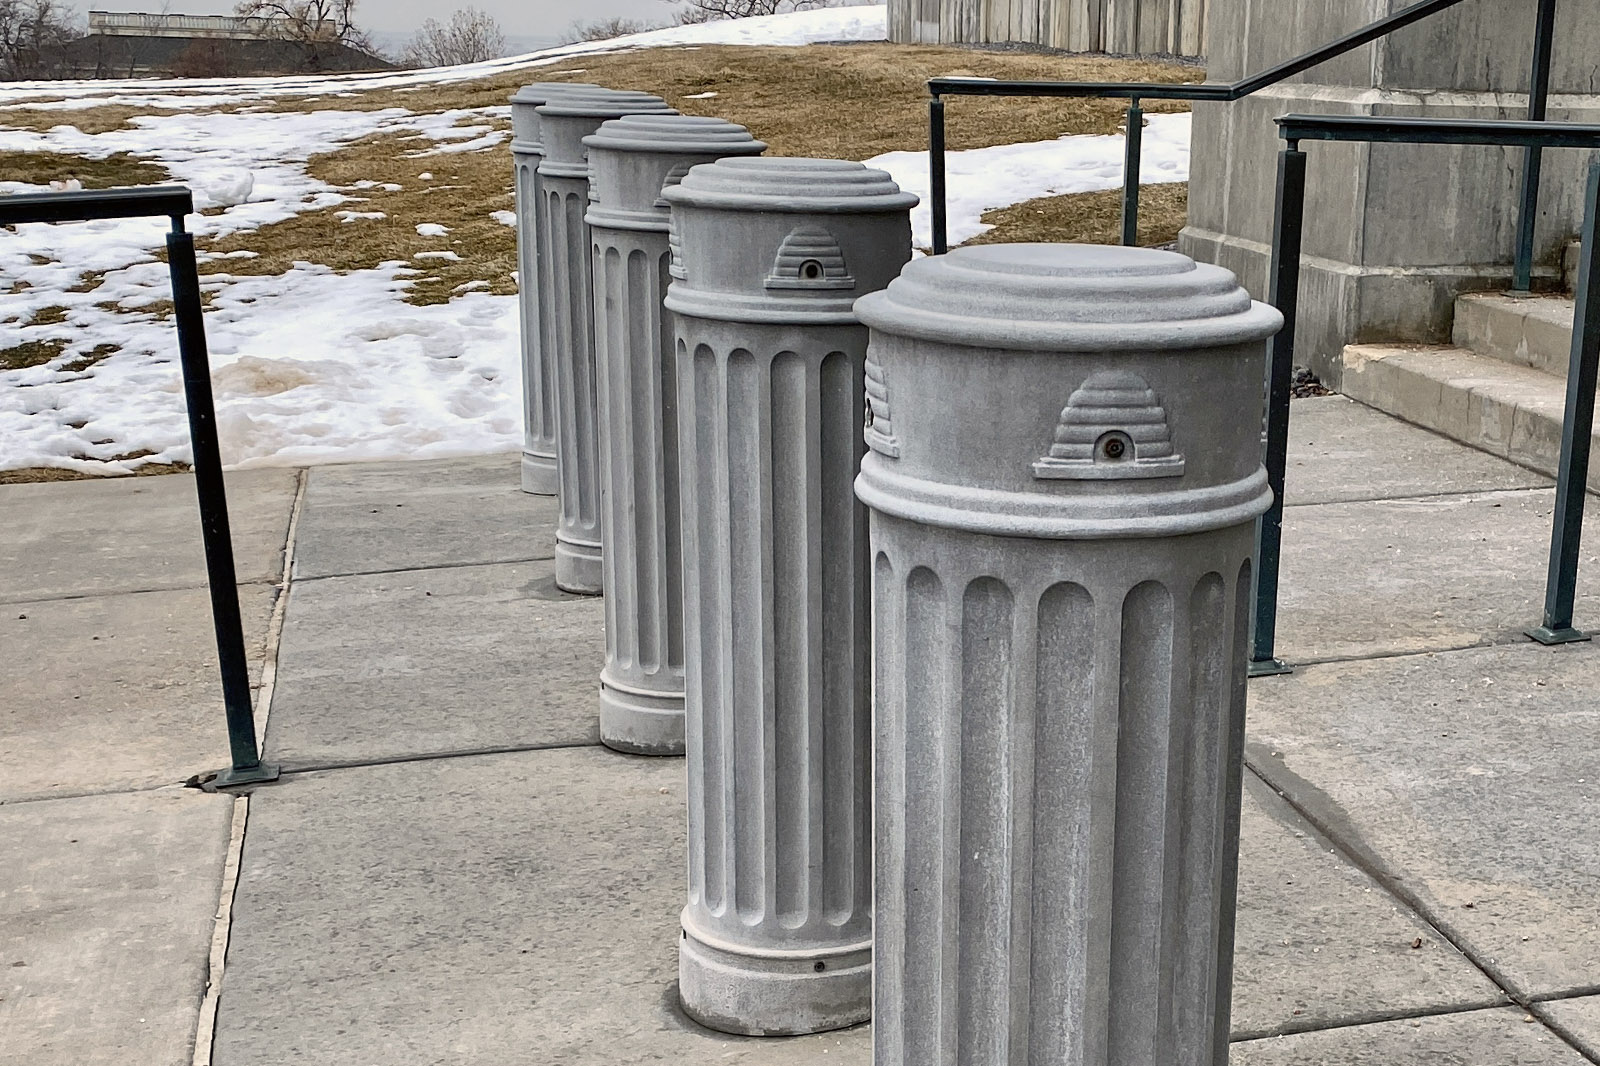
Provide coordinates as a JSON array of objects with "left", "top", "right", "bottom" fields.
[
  {"left": 855, "top": 243, "right": 1283, "bottom": 351},
  {"left": 664, "top": 156, "right": 918, "bottom": 214},
  {"left": 584, "top": 113, "right": 766, "bottom": 156},
  {"left": 510, "top": 81, "right": 601, "bottom": 144},
  {"left": 536, "top": 87, "right": 676, "bottom": 119},
  {"left": 509, "top": 80, "right": 600, "bottom": 106}
]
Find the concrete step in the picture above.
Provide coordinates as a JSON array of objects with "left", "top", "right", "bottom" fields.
[
  {"left": 1452, "top": 291, "right": 1576, "bottom": 378},
  {"left": 1339, "top": 342, "right": 1600, "bottom": 492}
]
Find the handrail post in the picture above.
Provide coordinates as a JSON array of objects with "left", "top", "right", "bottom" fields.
[
  {"left": 930, "top": 93, "right": 949, "bottom": 255},
  {"left": 1251, "top": 142, "right": 1308, "bottom": 677},
  {"left": 1512, "top": 0, "right": 1558, "bottom": 293},
  {"left": 166, "top": 216, "right": 280, "bottom": 787},
  {"left": 1122, "top": 97, "right": 1144, "bottom": 246},
  {"left": 1527, "top": 159, "right": 1600, "bottom": 646}
]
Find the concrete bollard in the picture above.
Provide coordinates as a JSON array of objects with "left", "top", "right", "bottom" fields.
[
  {"left": 537, "top": 88, "right": 676, "bottom": 593},
  {"left": 854, "top": 244, "right": 1282, "bottom": 1066},
  {"left": 584, "top": 115, "right": 767, "bottom": 756},
  {"left": 664, "top": 157, "right": 916, "bottom": 1036},
  {"left": 509, "top": 82, "right": 598, "bottom": 496}
]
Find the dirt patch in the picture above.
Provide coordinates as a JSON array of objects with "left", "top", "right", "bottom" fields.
[
  {"left": 0, "top": 149, "right": 170, "bottom": 188},
  {"left": 971, "top": 181, "right": 1188, "bottom": 249}
]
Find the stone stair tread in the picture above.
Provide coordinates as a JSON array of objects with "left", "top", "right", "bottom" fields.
[
  {"left": 1453, "top": 291, "right": 1577, "bottom": 378},
  {"left": 1339, "top": 342, "right": 1596, "bottom": 490}
]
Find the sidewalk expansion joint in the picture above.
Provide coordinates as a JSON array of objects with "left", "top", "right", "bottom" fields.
[
  {"left": 292, "top": 553, "right": 558, "bottom": 584},
  {"left": 191, "top": 794, "right": 250, "bottom": 1066},
  {"left": 1264, "top": 633, "right": 1582, "bottom": 674},
  {"left": 1243, "top": 758, "right": 1600, "bottom": 1064},
  {"left": 273, "top": 738, "right": 605, "bottom": 779},
  {"left": 1282, "top": 484, "right": 1557, "bottom": 511},
  {"left": 1230, "top": 997, "right": 1512, "bottom": 1042},
  {"left": 1, "top": 578, "right": 282, "bottom": 608}
]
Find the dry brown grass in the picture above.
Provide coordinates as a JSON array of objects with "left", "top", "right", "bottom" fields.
[
  {"left": 972, "top": 180, "right": 1189, "bottom": 248},
  {"left": 0, "top": 455, "right": 189, "bottom": 484},
  {"left": 0, "top": 149, "right": 171, "bottom": 188},
  {"left": 194, "top": 45, "right": 1198, "bottom": 304},
  {"left": 199, "top": 128, "right": 517, "bottom": 306},
  {"left": 1, "top": 338, "right": 68, "bottom": 370},
  {"left": 0, "top": 104, "right": 196, "bottom": 135}
]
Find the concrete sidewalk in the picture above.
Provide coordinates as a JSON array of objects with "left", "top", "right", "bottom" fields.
[{"left": 3, "top": 396, "right": 1598, "bottom": 1065}]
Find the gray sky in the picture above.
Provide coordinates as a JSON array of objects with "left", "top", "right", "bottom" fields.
[{"left": 71, "top": 0, "right": 675, "bottom": 39}]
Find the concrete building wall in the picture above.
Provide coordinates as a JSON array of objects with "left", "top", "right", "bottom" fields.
[
  {"left": 887, "top": 0, "right": 1210, "bottom": 56},
  {"left": 1179, "top": 0, "right": 1600, "bottom": 387}
]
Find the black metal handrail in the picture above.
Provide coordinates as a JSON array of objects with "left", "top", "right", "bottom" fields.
[
  {"left": 1252, "top": 115, "right": 1600, "bottom": 674},
  {"left": 926, "top": 0, "right": 1558, "bottom": 290},
  {"left": 0, "top": 185, "right": 280, "bottom": 788}
]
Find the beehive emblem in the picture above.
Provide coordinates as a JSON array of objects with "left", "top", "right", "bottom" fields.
[
  {"left": 1033, "top": 370, "right": 1185, "bottom": 480},
  {"left": 864, "top": 355, "right": 900, "bottom": 458},
  {"left": 654, "top": 162, "right": 694, "bottom": 209},
  {"left": 765, "top": 225, "right": 854, "bottom": 290}
]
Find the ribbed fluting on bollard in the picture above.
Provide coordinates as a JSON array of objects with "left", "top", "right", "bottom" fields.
[
  {"left": 513, "top": 152, "right": 558, "bottom": 492},
  {"left": 545, "top": 180, "right": 601, "bottom": 569},
  {"left": 871, "top": 539, "right": 1254, "bottom": 1066},
  {"left": 593, "top": 242, "right": 683, "bottom": 719},
  {"left": 680, "top": 337, "right": 871, "bottom": 935}
]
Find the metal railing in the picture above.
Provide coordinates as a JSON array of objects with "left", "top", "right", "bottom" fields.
[
  {"left": 0, "top": 185, "right": 280, "bottom": 788},
  {"left": 926, "top": 0, "right": 1559, "bottom": 294},
  {"left": 1251, "top": 115, "right": 1600, "bottom": 673}
]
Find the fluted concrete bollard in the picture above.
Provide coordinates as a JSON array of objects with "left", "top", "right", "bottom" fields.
[
  {"left": 854, "top": 244, "right": 1283, "bottom": 1066},
  {"left": 509, "top": 82, "right": 598, "bottom": 495},
  {"left": 584, "top": 115, "right": 767, "bottom": 756},
  {"left": 664, "top": 157, "right": 916, "bottom": 1036},
  {"left": 537, "top": 88, "right": 675, "bottom": 593}
]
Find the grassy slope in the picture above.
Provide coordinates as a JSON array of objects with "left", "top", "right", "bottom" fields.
[{"left": 0, "top": 42, "right": 1199, "bottom": 480}]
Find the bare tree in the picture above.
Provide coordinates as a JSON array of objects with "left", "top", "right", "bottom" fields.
[
  {"left": 399, "top": 6, "right": 505, "bottom": 67},
  {"left": 233, "top": 0, "right": 372, "bottom": 71},
  {"left": 559, "top": 16, "right": 655, "bottom": 44},
  {"left": 0, "top": 0, "right": 78, "bottom": 80},
  {"left": 667, "top": 0, "right": 830, "bottom": 23}
]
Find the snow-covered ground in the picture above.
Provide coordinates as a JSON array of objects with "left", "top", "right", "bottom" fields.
[{"left": 0, "top": 4, "right": 1192, "bottom": 476}]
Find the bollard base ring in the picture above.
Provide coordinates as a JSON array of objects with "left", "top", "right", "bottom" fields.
[
  {"left": 678, "top": 913, "right": 871, "bottom": 1037},
  {"left": 521, "top": 451, "right": 559, "bottom": 496},
  {"left": 554, "top": 541, "right": 603, "bottom": 595},
  {"left": 599, "top": 677, "right": 685, "bottom": 756}
]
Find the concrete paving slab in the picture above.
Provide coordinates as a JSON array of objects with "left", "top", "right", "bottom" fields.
[
  {"left": 1230, "top": 1007, "right": 1587, "bottom": 1065},
  {"left": 1275, "top": 487, "right": 1600, "bottom": 663},
  {"left": 212, "top": 747, "right": 868, "bottom": 1066},
  {"left": 262, "top": 559, "right": 603, "bottom": 771},
  {"left": 0, "top": 584, "right": 278, "bottom": 801},
  {"left": 1287, "top": 396, "right": 1549, "bottom": 507},
  {"left": 0, "top": 788, "right": 234, "bottom": 1066},
  {"left": 1247, "top": 640, "right": 1600, "bottom": 998},
  {"left": 292, "top": 454, "right": 555, "bottom": 580},
  {"left": 0, "top": 468, "right": 298, "bottom": 603},
  {"left": 1231, "top": 777, "right": 1504, "bottom": 1038},
  {"left": 1540, "top": 996, "right": 1600, "bottom": 1057},
  {"left": 213, "top": 747, "right": 1494, "bottom": 1062}
]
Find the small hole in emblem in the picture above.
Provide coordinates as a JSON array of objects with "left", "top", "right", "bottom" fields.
[
  {"left": 1097, "top": 431, "right": 1133, "bottom": 462},
  {"left": 799, "top": 259, "right": 825, "bottom": 280}
]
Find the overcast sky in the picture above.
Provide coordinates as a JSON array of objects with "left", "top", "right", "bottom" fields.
[{"left": 71, "top": 0, "right": 674, "bottom": 39}]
